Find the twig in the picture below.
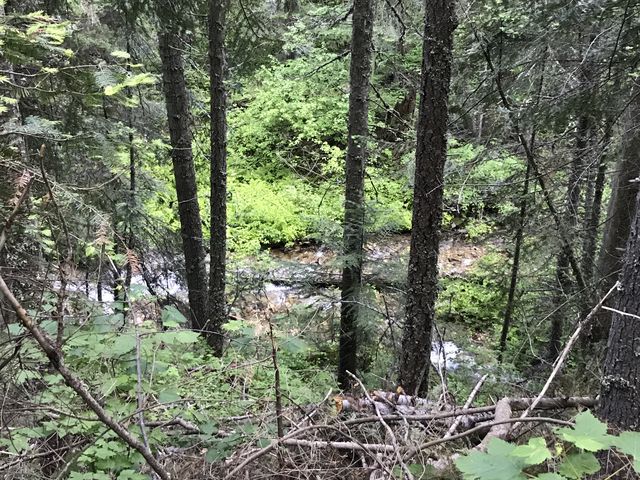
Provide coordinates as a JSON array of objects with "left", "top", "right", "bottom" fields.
[
  {"left": 0, "top": 274, "right": 171, "bottom": 480},
  {"left": 304, "top": 50, "right": 350, "bottom": 78},
  {"left": 340, "top": 395, "right": 597, "bottom": 425},
  {"left": 225, "top": 424, "right": 382, "bottom": 479},
  {"left": 510, "top": 281, "right": 620, "bottom": 436},
  {"left": 444, "top": 374, "right": 488, "bottom": 438},
  {"left": 281, "top": 438, "right": 396, "bottom": 452},
  {"left": 267, "top": 317, "right": 284, "bottom": 439},
  {"left": 347, "top": 370, "right": 414, "bottom": 480},
  {"left": 38, "top": 145, "right": 73, "bottom": 349},
  {"left": 602, "top": 305, "right": 640, "bottom": 320}
]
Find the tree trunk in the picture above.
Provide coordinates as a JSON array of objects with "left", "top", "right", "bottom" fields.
[
  {"left": 590, "top": 92, "right": 640, "bottom": 342},
  {"left": 581, "top": 138, "right": 608, "bottom": 288},
  {"left": 399, "top": 0, "right": 457, "bottom": 396},
  {"left": 598, "top": 190, "right": 640, "bottom": 430},
  {"left": 158, "top": 29, "right": 209, "bottom": 335},
  {"left": 548, "top": 114, "right": 589, "bottom": 360},
  {"left": 337, "top": 0, "right": 374, "bottom": 390},
  {"left": 207, "top": 0, "right": 228, "bottom": 356},
  {"left": 498, "top": 162, "right": 530, "bottom": 361}
]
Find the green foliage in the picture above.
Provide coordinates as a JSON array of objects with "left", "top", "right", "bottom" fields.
[
  {"left": 556, "top": 411, "right": 614, "bottom": 452},
  {"left": 437, "top": 251, "right": 508, "bottom": 329},
  {"left": 614, "top": 432, "right": 640, "bottom": 472},
  {"left": 443, "top": 143, "right": 524, "bottom": 234},
  {"left": 455, "top": 411, "right": 640, "bottom": 479},
  {"left": 558, "top": 453, "right": 600, "bottom": 479},
  {"left": 456, "top": 438, "right": 527, "bottom": 480}
]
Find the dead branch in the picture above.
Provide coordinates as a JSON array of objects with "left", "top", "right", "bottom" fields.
[
  {"left": 0, "top": 274, "right": 171, "bottom": 480},
  {"left": 347, "top": 370, "right": 414, "bottom": 480},
  {"left": 281, "top": 438, "right": 396, "bottom": 452},
  {"left": 444, "top": 373, "right": 488, "bottom": 438},
  {"left": 338, "top": 394, "right": 597, "bottom": 422},
  {"left": 511, "top": 281, "right": 620, "bottom": 436},
  {"left": 477, "top": 397, "right": 512, "bottom": 450},
  {"left": 224, "top": 423, "right": 382, "bottom": 479}
]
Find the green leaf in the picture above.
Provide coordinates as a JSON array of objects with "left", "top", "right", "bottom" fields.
[
  {"left": 222, "top": 319, "right": 246, "bottom": 332},
  {"left": 614, "top": 431, "right": 640, "bottom": 473},
  {"left": 174, "top": 331, "right": 200, "bottom": 344},
  {"left": 534, "top": 474, "right": 567, "bottom": 480},
  {"left": 161, "top": 306, "right": 187, "bottom": 328},
  {"left": 199, "top": 422, "right": 217, "bottom": 436},
  {"left": 158, "top": 389, "right": 181, "bottom": 404},
  {"left": 111, "top": 334, "right": 136, "bottom": 355},
  {"left": 279, "top": 335, "right": 308, "bottom": 353},
  {"left": 257, "top": 438, "right": 272, "bottom": 448},
  {"left": 558, "top": 452, "right": 600, "bottom": 479},
  {"left": 205, "top": 446, "right": 227, "bottom": 463},
  {"left": 122, "top": 73, "right": 155, "bottom": 88},
  {"left": 110, "top": 50, "right": 131, "bottom": 59},
  {"left": 455, "top": 439, "right": 527, "bottom": 480},
  {"left": 511, "top": 437, "right": 552, "bottom": 465},
  {"left": 556, "top": 411, "right": 613, "bottom": 451}
]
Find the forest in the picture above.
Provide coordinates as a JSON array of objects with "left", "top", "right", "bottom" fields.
[{"left": 1, "top": 0, "right": 640, "bottom": 478}]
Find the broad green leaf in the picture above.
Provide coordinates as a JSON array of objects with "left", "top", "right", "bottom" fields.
[
  {"left": 279, "top": 335, "right": 308, "bottom": 353},
  {"left": 614, "top": 431, "right": 640, "bottom": 473},
  {"left": 8, "top": 323, "right": 24, "bottom": 335},
  {"left": 205, "top": 446, "right": 227, "bottom": 463},
  {"left": 558, "top": 452, "right": 600, "bottom": 479},
  {"left": 534, "top": 474, "right": 567, "bottom": 480},
  {"left": 111, "top": 334, "right": 136, "bottom": 355},
  {"left": 556, "top": 411, "right": 613, "bottom": 451},
  {"left": 257, "top": 438, "right": 272, "bottom": 448},
  {"left": 455, "top": 438, "right": 527, "bottom": 480},
  {"left": 511, "top": 437, "right": 552, "bottom": 465},
  {"left": 161, "top": 305, "right": 187, "bottom": 328},
  {"left": 158, "top": 389, "right": 181, "bottom": 404},
  {"left": 222, "top": 319, "right": 246, "bottom": 331},
  {"left": 174, "top": 330, "right": 199, "bottom": 344},
  {"left": 199, "top": 422, "right": 217, "bottom": 436}
]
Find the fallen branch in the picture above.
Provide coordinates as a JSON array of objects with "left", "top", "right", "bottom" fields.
[
  {"left": 444, "top": 374, "right": 488, "bottom": 438},
  {"left": 338, "top": 395, "right": 597, "bottom": 423},
  {"left": 0, "top": 274, "right": 171, "bottom": 480},
  {"left": 266, "top": 418, "right": 574, "bottom": 458},
  {"left": 281, "top": 438, "right": 396, "bottom": 452},
  {"left": 477, "top": 397, "right": 512, "bottom": 450},
  {"left": 224, "top": 423, "right": 390, "bottom": 479},
  {"left": 348, "top": 370, "right": 414, "bottom": 480}
]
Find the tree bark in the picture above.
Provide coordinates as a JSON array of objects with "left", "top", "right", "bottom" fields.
[
  {"left": 590, "top": 91, "right": 640, "bottom": 342},
  {"left": 399, "top": 0, "right": 457, "bottom": 395},
  {"left": 581, "top": 138, "right": 609, "bottom": 288},
  {"left": 207, "top": 0, "right": 228, "bottom": 356},
  {"left": 499, "top": 162, "right": 530, "bottom": 361},
  {"left": 158, "top": 29, "right": 209, "bottom": 336},
  {"left": 337, "top": 0, "right": 374, "bottom": 390},
  {"left": 599, "top": 190, "right": 640, "bottom": 430}
]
